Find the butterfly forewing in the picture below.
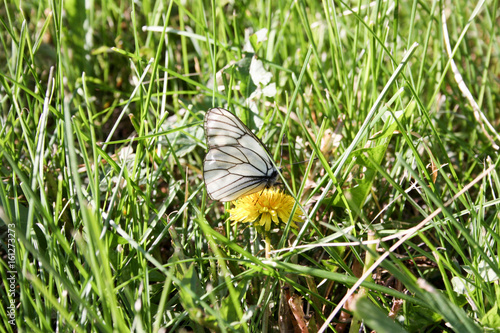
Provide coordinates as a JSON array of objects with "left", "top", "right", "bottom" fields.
[{"left": 203, "top": 108, "right": 279, "bottom": 202}]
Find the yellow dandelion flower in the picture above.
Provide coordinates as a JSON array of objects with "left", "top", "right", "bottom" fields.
[{"left": 228, "top": 188, "right": 304, "bottom": 232}]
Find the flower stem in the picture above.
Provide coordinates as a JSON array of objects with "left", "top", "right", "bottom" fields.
[
  {"left": 263, "top": 233, "right": 271, "bottom": 332},
  {"left": 265, "top": 234, "right": 271, "bottom": 259}
]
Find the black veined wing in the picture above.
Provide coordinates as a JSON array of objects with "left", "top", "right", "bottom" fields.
[{"left": 203, "top": 107, "right": 279, "bottom": 202}]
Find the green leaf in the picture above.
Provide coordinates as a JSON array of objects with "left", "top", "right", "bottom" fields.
[
  {"left": 404, "top": 304, "right": 443, "bottom": 331},
  {"left": 333, "top": 142, "right": 388, "bottom": 208},
  {"left": 416, "top": 279, "right": 482, "bottom": 333},
  {"left": 371, "top": 100, "right": 416, "bottom": 140},
  {"left": 352, "top": 296, "right": 408, "bottom": 333},
  {"left": 481, "top": 303, "right": 500, "bottom": 329},
  {"left": 219, "top": 279, "right": 249, "bottom": 329},
  {"left": 248, "top": 28, "right": 268, "bottom": 53},
  {"left": 176, "top": 264, "right": 216, "bottom": 328}
]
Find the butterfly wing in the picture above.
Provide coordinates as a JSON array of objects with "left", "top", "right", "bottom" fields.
[{"left": 203, "top": 108, "right": 279, "bottom": 202}]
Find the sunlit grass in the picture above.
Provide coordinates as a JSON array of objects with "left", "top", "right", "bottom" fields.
[{"left": 0, "top": 0, "right": 499, "bottom": 332}]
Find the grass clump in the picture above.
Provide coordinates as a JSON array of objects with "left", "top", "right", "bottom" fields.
[{"left": 1, "top": 0, "right": 499, "bottom": 332}]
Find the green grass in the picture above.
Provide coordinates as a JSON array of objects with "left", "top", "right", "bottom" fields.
[{"left": 1, "top": 0, "right": 499, "bottom": 332}]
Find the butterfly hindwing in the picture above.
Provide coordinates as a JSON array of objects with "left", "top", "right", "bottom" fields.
[{"left": 203, "top": 108, "right": 279, "bottom": 202}]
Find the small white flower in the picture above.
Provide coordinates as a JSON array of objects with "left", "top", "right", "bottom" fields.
[
  {"left": 254, "top": 28, "right": 268, "bottom": 42},
  {"left": 249, "top": 57, "right": 272, "bottom": 86}
]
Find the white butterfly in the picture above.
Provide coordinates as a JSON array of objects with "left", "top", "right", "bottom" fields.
[{"left": 203, "top": 107, "right": 279, "bottom": 202}]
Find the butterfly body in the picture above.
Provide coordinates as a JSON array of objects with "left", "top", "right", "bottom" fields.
[{"left": 203, "top": 108, "right": 279, "bottom": 202}]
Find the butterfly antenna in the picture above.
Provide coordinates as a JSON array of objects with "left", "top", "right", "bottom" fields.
[
  {"left": 289, "top": 157, "right": 319, "bottom": 166},
  {"left": 254, "top": 189, "right": 265, "bottom": 205}
]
